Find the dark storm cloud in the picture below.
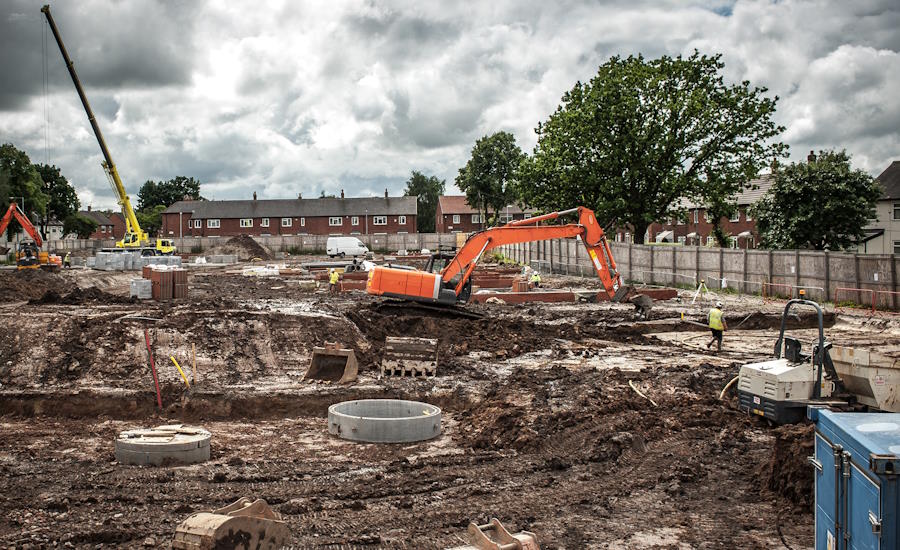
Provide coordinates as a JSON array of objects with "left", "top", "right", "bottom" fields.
[
  {"left": 342, "top": 11, "right": 461, "bottom": 67},
  {"left": 0, "top": 0, "right": 197, "bottom": 111}
]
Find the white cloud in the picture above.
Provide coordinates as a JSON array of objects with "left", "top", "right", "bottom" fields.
[{"left": 0, "top": 0, "right": 896, "bottom": 210}]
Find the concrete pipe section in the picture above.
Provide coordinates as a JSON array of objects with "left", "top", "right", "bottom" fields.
[
  {"left": 328, "top": 399, "right": 442, "bottom": 443},
  {"left": 115, "top": 424, "right": 211, "bottom": 466}
]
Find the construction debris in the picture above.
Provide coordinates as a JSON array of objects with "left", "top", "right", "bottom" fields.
[{"left": 382, "top": 336, "right": 438, "bottom": 377}]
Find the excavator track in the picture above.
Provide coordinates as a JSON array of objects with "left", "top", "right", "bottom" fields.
[{"left": 374, "top": 299, "right": 485, "bottom": 320}]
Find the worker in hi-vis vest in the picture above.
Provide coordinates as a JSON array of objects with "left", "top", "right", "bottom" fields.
[
  {"left": 329, "top": 269, "right": 340, "bottom": 294},
  {"left": 706, "top": 301, "right": 727, "bottom": 352}
]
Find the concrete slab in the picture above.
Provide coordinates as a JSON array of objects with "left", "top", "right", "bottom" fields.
[{"left": 115, "top": 424, "right": 211, "bottom": 466}]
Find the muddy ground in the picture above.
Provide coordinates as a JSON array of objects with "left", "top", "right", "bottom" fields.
[{"left": 0, "top": 263, "right": 896, "bottom": 549}]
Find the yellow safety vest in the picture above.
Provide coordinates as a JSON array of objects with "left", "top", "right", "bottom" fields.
[
  {"left": 708, "top": 308, "right": 724, "bottom": 330},
  {"left": 329, "top": 272, "right": 339, "bottom": 284},
  {"left": 530, "top": 273, "right": 541, "bottom": 283}
]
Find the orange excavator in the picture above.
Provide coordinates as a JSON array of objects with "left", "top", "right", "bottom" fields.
[
  {"left": 367, "top": 206, "right": 646, "bottom": 312},
  {"left": 0, "top": 202, "right": 62, "bottom": 271}
]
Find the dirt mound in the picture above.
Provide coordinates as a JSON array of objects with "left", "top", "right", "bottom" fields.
[
  {"left": 764, "top": 422, "right": 814, "bottom": 510},
  {"left": 29, "top": 287, "right": 134, "bottom": 305},
  {"left": 734, "top": 310, "right": 835, "bottom": 330},
  {"left": 206, "top": 235, "right": 272, "bottom": 261},
  {"left": 0, "top": 269, "right": 69, "bottom": 301}
]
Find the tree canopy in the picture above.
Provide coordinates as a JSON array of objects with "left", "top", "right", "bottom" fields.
[
  {"left": 752, "top": 150, "right": 881, "bottom": 250},
  {"left": 517, "top": 51, "right": 786, "bottom": 243},
  {"left": 35, "top": 163, "right": 79, "bottom": 235},
  {"left": 63, "top": 213, "right": 98, "bottom": 239},
  {"left": 136, "top": 176, "right": 202, "bottom": 211},
  {"left": 404, "top": 171, "right": 445, "bottom": 233},
  {"left": 0, "top": 143, "right": 47, "bottom": 240},
  {"left": 456, "top": 131, "right": 524, "bottom": 228}
]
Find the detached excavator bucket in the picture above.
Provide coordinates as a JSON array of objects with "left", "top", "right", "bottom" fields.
[
  {"left": 449, "top": 518, "right": 540, "bottom": 550},
  {"left": 173, "top": 497, "right": 290, "bottom": 550},
  {"left": 304, "top": 342, "right": 358, "bottom": 383},
  {"left": 382, "top": 336, "right": 438, "bottom": 377}
]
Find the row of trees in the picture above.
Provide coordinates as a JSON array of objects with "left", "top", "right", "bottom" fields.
[
  {"left": 0, "top": 143, "right": 98, "bottom": 239},
  {"left": 439, "top": 51, "right": 880, "bottom": 250}
]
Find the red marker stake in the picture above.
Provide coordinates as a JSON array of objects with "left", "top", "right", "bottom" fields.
[{"left": 144, "top": 328, "right": 163, "bottom": 410}]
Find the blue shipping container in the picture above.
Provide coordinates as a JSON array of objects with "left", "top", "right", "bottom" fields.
[{"left": 809, "top": 408, "right": 900, "bottom": 549}]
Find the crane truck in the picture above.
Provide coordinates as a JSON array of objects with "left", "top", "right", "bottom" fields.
[
  {"left": 0, "top": 202, "right": 62, "bottom": 271},
  {"left": 41, "top": 5, "right": 175, "bottom": 256},
  {"left": 366, "top": 206, "right": 648, "bottom": 313}
]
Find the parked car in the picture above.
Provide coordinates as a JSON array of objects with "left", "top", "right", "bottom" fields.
[{"left": 326, "top": 236, "right": 369, "bottom": 258}]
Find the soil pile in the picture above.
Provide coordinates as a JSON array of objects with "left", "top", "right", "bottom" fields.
[
  {"left": 206, "top": 236, "right": 272, "bottom": 261},
  {"left": 764, "top": 422, "right": 815, "bottom": 509},
  {"left": 29, "top": 287, "right": 134, "bottom": 305},
  {"left": 0, "top": 269, "right": 69, "bottom": 301}
]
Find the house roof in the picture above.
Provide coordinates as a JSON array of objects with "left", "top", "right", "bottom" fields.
[
  {"left": 79, "top": 210, "right": 113, "bottom": 226},
  {"left": 438, "top": 195, "right": 536, "bottom": 215},
  {"left": 682, "top": 174, "right": 775, "bottom": 209},
  {"left": 877, "top": 161, "right": 900, "bottom": 200},
  {"left": 164, "top": 196, "right": 418, "bottom": 218}
]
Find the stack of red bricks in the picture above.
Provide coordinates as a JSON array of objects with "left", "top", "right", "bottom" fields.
[{"left": 142, "top": 265, "right": 188, "bottom": 301}]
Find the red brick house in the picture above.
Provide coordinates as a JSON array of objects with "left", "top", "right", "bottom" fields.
[
  {"left": 613, "top": 175, "right": 773, "bottom": 249},
  {"left": 161, "top": 192, "right": 417, "bottom": 238},
  {"left": 79, "top": 207, "right": 116, "bottom": 239},
  {"left": 435, "top": 195, "right": 536, "bottom": 233},
  {"left": 109, "top": 212, "right": 126, "bottom": 240}
]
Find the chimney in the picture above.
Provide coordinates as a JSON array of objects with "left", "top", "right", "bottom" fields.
[
  {"left": 808, "top": 150, "right": 816, "bottom": 164},
  {"left": 341, "top": 189, "right": 345, "bottom": 199},
  {"left": 87, "top": 205, "right": 91, "bottom": 212},
  {"left": 253, "top": 191, "right": 257, "bottom": 201},
  {"left": 384, "top": 188, "right": 388, "bottom": 198},
  {"left": 297, "top": 192, "right": 302, "bottom": 199},
  {"left": 770, "top": 159, "right": 779, "bottom": 174}
]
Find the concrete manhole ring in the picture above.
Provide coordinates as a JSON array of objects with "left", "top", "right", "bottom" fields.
[
  {"left": 115, "top": 424, "right": 211, "bottom": 466},
  {"left": 328, "top": 399, "right": 442, "bottom": 443}
]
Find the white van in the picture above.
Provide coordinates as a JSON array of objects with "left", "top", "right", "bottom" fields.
[{"left": 326, "top": 236, "right": 369, "bottom": 258}]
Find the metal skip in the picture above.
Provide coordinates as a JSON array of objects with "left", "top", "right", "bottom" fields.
[{"left": 304, "top": 342, "right": 359, "bottom": 384}]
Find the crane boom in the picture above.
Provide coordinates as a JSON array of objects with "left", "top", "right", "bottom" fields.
[{"left": 41, "top": 4, "right": 147, "bottom": 247}]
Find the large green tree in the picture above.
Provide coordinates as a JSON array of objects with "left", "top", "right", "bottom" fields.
[
  {"left": 517, "top": 51, "right": 786, "bottom": 243},
  {"left": 35, "top": 164, "right": 80, "bottom": 236},
  {"left": 0, "top": 144, "right": 48, "bottom": 240},
  {"left": 404, "top": 171, "right": 445, "bottom": 233},
  {"left": 63, "top": 213, "right": 98, "bottom": 238},
  {"left": 137, "top": 176, "right": 202, "bottom": 211},
  {"left": 456, "top": 131, "right": 525, "bottom": 228},
  {"left": 752, "top": 150, "right": 880, "bottom": 250},
  {"left": 136, "top": 204, "right": 167, "bottom": 237}
]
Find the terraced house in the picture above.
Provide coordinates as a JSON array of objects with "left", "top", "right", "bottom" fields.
[{"left": 161, "top": 191, "right": 417, "bottom": 238}]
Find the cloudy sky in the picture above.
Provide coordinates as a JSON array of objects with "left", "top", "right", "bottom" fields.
[{"left": 1, "top": 0, "right": 898, "bottom": 210}]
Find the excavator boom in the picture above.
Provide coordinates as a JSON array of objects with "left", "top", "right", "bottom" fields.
[
  {"left": 367, "top": 206, "right": 626, "bottom": 305},
  {"left": 0, "top": 202, "right": 62, "bottom": 271},
  {"left": 0, "top": 203, "right": 43, "bottom": 248}
]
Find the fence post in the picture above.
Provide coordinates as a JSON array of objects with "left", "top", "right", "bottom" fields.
[
  {"left": 695, "top": 246, "right": 700, "bottom": 287},
  {"left": 718, "top": 247, "right": 724, "bottom": 286},
  {"left": 824, "top": 250, "right": 831, "bottom": 302},
  {"left": 550, "top": 240, "right": 554, "bottom": 274},
  {"left": 671, "top": 246, "right": 677, "bottom": 286},
  {"left": 743, "top": 249, "right": 748, "bottom": 294},
  {"left": 768, "top": 250, "right": 773, "bottom": 286},
  {"left": 855, "top": 253, "right": 861, "bottom": 293},
  {"left": 795, "top": 249, "right": 801, "bottom": 295},
  {"left": 649, "top": 246, "right": 655, "bottom": 284},
  {"left": 893, "top": 254, "right": 898, "bottom": 310},
  {"left": 628, "top": 242, "right": 633, "bottom": 281}
]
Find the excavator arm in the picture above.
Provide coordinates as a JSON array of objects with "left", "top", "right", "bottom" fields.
[
  {"left": 0, "top": 203, "right": 43, "bottom": 247},
  {"left": 367, "top": 206, "right": 628, "bottom": 305}
]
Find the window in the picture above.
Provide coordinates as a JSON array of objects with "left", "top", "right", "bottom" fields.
[
  {"left": 351, "top": 216, "right": 359, "bottom": 226},
  {"left": 373, "top": 215, "right": 387, "bottom": 225},
  {"left": 693, "top": 209, "right": 700, "bottom": 224},
  {"left": 894, "top": 203, "right": 900, "bottom": 221},
  {"left": 499, "top": 215, "right": 513, "bottom": 223},
  {"left": 472, "top": 214, "right": 483, "bottom": 224},
  {"left": 729, "top": 211, "right": 740, "bottom": 222},
  {"left": 894, "top": 241, "right": 900, "bottom": 254},
  {"left": 329, "top": 217, "right": 342, "bottom": 226},
  {"left": 729, "top": 237, "right": 738, "bottom": 249},
  {"left": 193, "top": 219, "right": 202, "bottom": 229},
  {"left": 300, "top": 217, "right": 305, "bottom": 227},
  {"left": 207, "top": 219, "right": 220, "bottom": 228},
  {"left": 240, "top": 218, "right": 253, "bottom": 228},
  {"left": 745, "top": 211, "right": 753, "bottom": 222},
  {"left": 398, "top": 215, "right": 406, "bottom": 225},
  {"left": 678, "top": 236, "right": 686, "bottom": 244},
  {"left": 260, "top": 218, "right": 269, "bottom": 227},
  {"left": 452, "top": 215, "right": 460, "bottom": 224}
]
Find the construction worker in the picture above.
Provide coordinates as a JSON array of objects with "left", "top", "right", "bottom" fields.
[
  {"left": 706, "top": 301, "right": 727, "bottom": 352},
  {"left": 529, "top": 270, "right": 542, "bottom": 288},
  {"left": 63, "top": 251, "right": 71, "bottom": 268},
  {"left": 329, "top": 269, "right": 340, "bottom": 294}
]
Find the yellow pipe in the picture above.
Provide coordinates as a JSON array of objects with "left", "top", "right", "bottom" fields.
[{"left": 170, "top": 356, "right": 191, "bottom": 389}]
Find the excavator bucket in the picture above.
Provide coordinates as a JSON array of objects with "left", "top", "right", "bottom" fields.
[
  {"left": 382, "top": 337, "right": 438, "bottom": 377},
  {"left": 172, "top": 497, "right": 290, "bottom": 550},
  {"left": 304, "top": 342, "right": 358, "bottom": 383},
  {"left": 449, "top": 518, "right": 540, "bottom": 550}
]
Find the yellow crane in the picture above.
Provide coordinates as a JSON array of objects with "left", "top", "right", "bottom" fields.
[{"left": 41, "top": 5, "right": 175, "bottom": 255}]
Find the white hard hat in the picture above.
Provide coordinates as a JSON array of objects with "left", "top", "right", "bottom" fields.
[{"left": 716, "top": 301, "right": 723, "bottom": 308}]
